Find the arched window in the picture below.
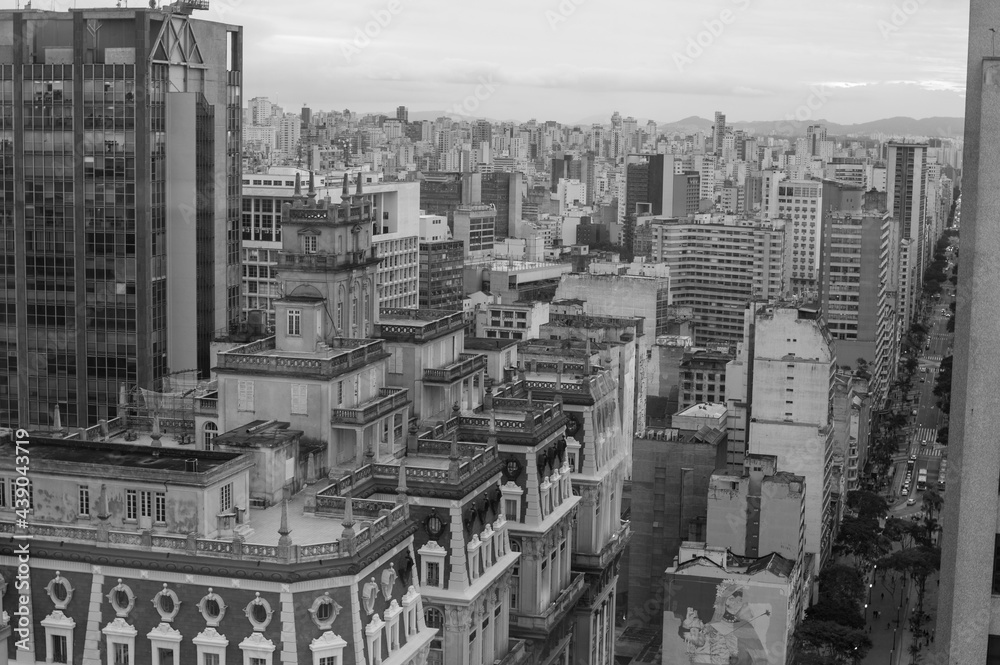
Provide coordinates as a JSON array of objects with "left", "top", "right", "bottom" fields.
[
  {"left": 425, "top": 607, "right": 445, "bottom": 662},
  {"left": 203, "top": 422, "right": 218, "bottom": 450}
]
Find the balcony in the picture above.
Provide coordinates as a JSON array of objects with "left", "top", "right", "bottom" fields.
[
  {"left": 510, "top": 573, "right": 586, "bottom": 635},
  {"left": 195, "top": 394, "right": 218, "bottom": 416},
  {"left": 459, "top": 401, "right": 566, "bottom": 442},
  {"left": 376, "top": 308, "right": 466, "bottom": 343},
  {"left": 215, "top": 336, "right": 388, "bottom": 379},
  {"left": 277, "top": 249, "right": 379, "bottom": 273},
  {"left": 331, "top": 387, "right": 410, "bottom": 425},
  {"left": 572, "top": 520, "right": 632, "bottom": 571},
  {"left": 422, "top": 353, "right": 486, "bottom": 384},
  {"left": 496, "top": 639, "right": 529, "bottom": 665}
]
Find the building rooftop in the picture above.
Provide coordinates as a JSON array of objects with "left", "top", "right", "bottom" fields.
[
  {"left": 215, "top": 336, "right": 387, "bottom": 379},
  {"left": 675, "top": 403, "right": 728, "bottom": 419},
  {"left": 4, "top": 436, "right": 240, "bottom": 474},
  {"left": 464, "top": 337, "right": 519, "bottom": 352},
  {"left": 377, "top": 308, "right": 467, "bottom": 344},
  {"left": 212, "top": 420, "right": 304, "bottom": 449}
]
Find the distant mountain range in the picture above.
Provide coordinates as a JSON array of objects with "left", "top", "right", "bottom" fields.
[
  {"left": 406, "top": 110, "right": 963, "bottom": 139},
  {"left": 657, "top": 115, "right": 964, "bottom": 139}
]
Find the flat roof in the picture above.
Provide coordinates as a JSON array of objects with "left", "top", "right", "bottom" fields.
[
  {"left": 464, "top": 337, "right": 519, "bottom": 351},
  {"left": 3, "top": 437, "right": 240, "bottom": 473},
  {"left": 675, "top": 403, "right": 728, "bottom": 419}
]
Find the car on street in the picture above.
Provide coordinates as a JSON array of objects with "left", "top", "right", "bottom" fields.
[
  {"left": 920, "top": 378, "right": 925, "bottom": 383},
  {"left": 910, "top": 454, "right": 917, "bottom": 461},
  {"left": 907, "top": 498, "right": 917, "bottom": 506},
  {"left": 912, "top": 409, "right": 918, "bottom": 415},
  {"left": 902, "top": 487, "right": 909, "bottom": 496}
]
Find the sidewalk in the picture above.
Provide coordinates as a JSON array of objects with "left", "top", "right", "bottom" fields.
[{"left": 860, "top": 569, "right": 939, "bottom": 665}]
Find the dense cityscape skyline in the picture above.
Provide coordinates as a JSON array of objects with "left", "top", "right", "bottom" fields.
[
  {"left": 191, "top": 0, "right": 971, "bottom": 123},
  {"left": 0, "top": 1, "right": 987, "bottom": 665}
]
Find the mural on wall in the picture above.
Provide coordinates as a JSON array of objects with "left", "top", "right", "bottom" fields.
[{"left": 663, "top": 575, "right": 789, "bottom": 665}]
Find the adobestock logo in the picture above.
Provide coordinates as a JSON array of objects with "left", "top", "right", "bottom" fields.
[
  {"left": 340, "top": 0, "right": 405, "bottom": 63},
  {"left": 673, "top": 0, "right": 753, "bottom": 73},
  {"left": 448, "top": 76, "right": 499, "bottom": 118}
]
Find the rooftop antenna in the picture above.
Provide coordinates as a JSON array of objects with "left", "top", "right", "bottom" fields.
[{"left": 991, "top": 28, "right": 997, "bottom": 57}]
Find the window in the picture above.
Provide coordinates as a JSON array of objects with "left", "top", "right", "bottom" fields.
[
  {"left": 126, "top": 490, "right": 137, "bottom": 520},
  {"left": 53, "top": 635, "right": 68, "bottom": 663},
  {"left": 426, "top": 562, "right": 440, "bottom": 587},
  {"left": 155, "top": 492, "right": 166, "bottom": 523},
  {"left": 504, "top": 499, "right": 517, "bottom": 522},
  {"left": 302, "top": 235, "right": 317, "bottom": 253},
  {"left": 291, "top": 384, "right": 308, "bottom": 415},
  {"left": 204, "top": 421, "right": 218, "bottom": 448},
  {"left": 204, "top": 656, "right": 220, "bottom": 665},
  {"left": 141, "top": 491, "right": 152, "bottom": 518},
  {"left": 0, "top": 477, "right": 5, "bottom": 507},
  {"left": 114, "top": 643, "right": 130, "bottom": 665},
  {"left": 220, "top": 483, "right": 233, "bottom": 513},
  {"left": 238, "top": 380, "right": 255, "bottom": 411},
  {"left": 510, "top": 541, "right": 521, "bottom": 610},
  {"left": 287, "top": 309, "right": 301, "bottom": 336},
  {"left": 319, "top": 658, "right": 337, "bottom": 665},
  {"left": 79, "top": 485, "right": 90, "bottom": 516}
]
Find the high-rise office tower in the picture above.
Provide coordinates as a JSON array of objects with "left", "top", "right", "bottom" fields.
[
  {"left": 807, "top": 124, "right": 827, "bottom": 157},
  {"left": 712, "top": 111, "right": 726, "bottom": 155},
  {"left": 936, "top": 2, "right": 1000, "bottom": 661},
  {"left": 471, "top": 118, "right": 492, "bottom": 150},
  {"left": 887, "top": 142, "right": 929, "bottom": 330},
  {"left": 0, "top": 5, "right": 242, "bottom": 428},
  {"left": 773, "top": 180, "right": 823, "bottom": 294},
  {"left": 481, "top": 171, "right": 524, "bottom": 240},
  {"left": 396, "top": 104, "right": 408, "bottom": 124},
  {"left": 621, "top": 154, "right": 690, "bottom": 259},
  {"left": 818, "top": 191, "right": 900, "bottom": 406}
]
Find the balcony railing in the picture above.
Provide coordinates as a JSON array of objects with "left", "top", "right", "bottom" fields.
[
  {"left": 460, "top": 402, "right": 565, "bottom": 439},
  {"left": 376, "top": 309, "right": 467, "bottom": 343},
  {"left": 510, "top": 573, "right": 587, "bottom": 634},
  {"left": 423, "top": 353, "right": 486, "bottom": 384},
  {"left": 331, "top": 387, "right": 409, "bottom": 425},
  {"left": 572, "top": 520, "right": 631, "bottom": 571},
  {"left": 195, "top": 396, "right": 218, "bottom": 416},
  {"left": 497, "top": 639, "right": 529, "bottom": 665},
  {"left": 216, "top": 336, "right": 388, "bottom": 379},
  {"left": 277, "top": 249, "right": 379, "bottom": 272},
  {"left": 0, "top": 502, "right": 410, "bottom": 564}
]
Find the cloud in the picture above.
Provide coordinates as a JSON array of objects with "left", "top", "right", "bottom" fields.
[{"left": 217, "top": 0, "right": 968, "bottom": 122}]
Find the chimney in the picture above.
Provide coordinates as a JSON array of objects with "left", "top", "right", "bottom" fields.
[
  {"left": 356, "top": 174, "right": 364, "bottom": 195},
  {"left": 185, "top": 459, "right": 198, "bottom": 473},
  {"left": 307, "top": 171, "right": 317, "bottom": 204},
  {"left": 342, "top": 173, "right": 350, "bottom": 197},
  {"left": 293, "top": 172, "right": 302, "bottom": 197}
]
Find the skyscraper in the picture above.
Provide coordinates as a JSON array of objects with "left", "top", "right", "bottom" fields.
[
  {"left": 887, "top": 142, "right": 929, "bottom": 330},
  {"left": 936, "top": 2, "right": 1000, "bottom": 660},
  {"left": 396, "top": 104, "right": 408, "bottom": 124},
  {"left": 712, "top": 111, "right": 726, "bottom": 155},
  {"left": 0, "top": 5, "right": 242, "bottom": 428}
]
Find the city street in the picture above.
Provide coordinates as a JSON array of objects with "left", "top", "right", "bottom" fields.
[{"left": 859, "top": 568, "right": 940, "bottom": 665}]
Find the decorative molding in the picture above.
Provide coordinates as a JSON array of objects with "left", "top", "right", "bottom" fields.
[
  {"left": 45, "top": 571, "right": 73, "bottom": 610},
  {"left": 244, "top": 592, "right": 274, "bottom": 631},
  {"left": 151, "top": 584, "right": 181, "bottom": 623},
  {"left": 197, "top": 588, "right": 228, "bottom": 627},
  {"left": 307, "top": 592, "right": 343, "bottom": 630},
  {"left": 106, "top": 579, "right": 135, "bottom": 618}
]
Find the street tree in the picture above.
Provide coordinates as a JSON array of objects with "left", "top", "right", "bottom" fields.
[{"left": 793, "top": 620, "right": 872, "bottom": 663}]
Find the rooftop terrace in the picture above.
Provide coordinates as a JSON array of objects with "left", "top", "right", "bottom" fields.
[{"left": 215, "top": 336, "right": 388, "bottom": 378}]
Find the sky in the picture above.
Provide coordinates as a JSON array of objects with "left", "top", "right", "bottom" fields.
[{"left": 199, "top": 0, "right": 969, "bottom": 125}]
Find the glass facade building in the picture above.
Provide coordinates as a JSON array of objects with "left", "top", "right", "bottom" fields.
[{"left": 0, "top": 8, "right": 242, "bottom": 428}]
